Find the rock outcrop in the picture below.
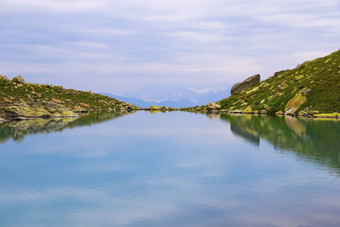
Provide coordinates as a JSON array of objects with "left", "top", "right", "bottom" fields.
[
  {"left": 230, "top": 74, "right": 260, "bottom": 95},
  {"left": 12, "top": 75, "right": 25, "bottom": 83},
  {"left": 206, "top": 102, "right": 221, "bottom": 113},
  {"left": 284, "top": 91, "right": 307, "bottom": 115},
  {"left": 1, "top": 99, "right": 78, "bottom": 119}
]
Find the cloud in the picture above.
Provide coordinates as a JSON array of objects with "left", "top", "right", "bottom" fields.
[
  {"left": 0, "top": 0, "right": 339, "bottom": 97},
  {"left": 1, "top": 0, "right": 110, "bottom": 13}
]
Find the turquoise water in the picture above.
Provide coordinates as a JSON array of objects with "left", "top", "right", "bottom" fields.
[{"left": 0, "top": 112, "right": 340, "bottom": 226}]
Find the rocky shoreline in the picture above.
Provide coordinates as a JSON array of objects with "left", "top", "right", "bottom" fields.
[{"left": 180, "top": 102, "right": 340, "bottom": 119}]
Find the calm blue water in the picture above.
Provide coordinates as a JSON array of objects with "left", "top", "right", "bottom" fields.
[{"left": 0, "top": 111, "right": 340, "bottom": 226}]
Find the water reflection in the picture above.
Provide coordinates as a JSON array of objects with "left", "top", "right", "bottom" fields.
[
  {"left": 0, "top": 111, "right": 129, "bottom": 143},
  {"left": 1, "top": 112, "right": 340, "bottom": 226},
  {"left": 220, "top": 114, "right": 340, "bottom": 171}
]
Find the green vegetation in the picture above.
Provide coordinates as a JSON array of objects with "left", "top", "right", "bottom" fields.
[
  {"left": 220, "top": 114, "right": 340, "bottom": 171},
  {"left": 144, "top": 105, "right": 179, "bottom": 112},
  {"left": 0, "top": 75, "right": 137, "bottom": 120},
  {"left": 220, "top": 49, "right": 340, "bottom": 115},
  {"left": 182, "top": 49, "right": 340, "bottom": 118}
]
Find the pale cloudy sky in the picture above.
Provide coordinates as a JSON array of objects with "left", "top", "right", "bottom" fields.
[{"left": 1, "top": 0, "right": 339, "bottom": 98}]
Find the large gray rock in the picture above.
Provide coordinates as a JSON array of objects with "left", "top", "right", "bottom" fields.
[{"left": 230, "top": 74, "right": 260, "bottom": 96}]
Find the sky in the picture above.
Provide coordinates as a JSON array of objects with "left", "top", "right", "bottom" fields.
[{"left": 1, "top": 0, "right": 340, "bottom": 100}]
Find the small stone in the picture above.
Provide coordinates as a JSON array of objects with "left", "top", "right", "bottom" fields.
[
  {"left": 52, "top": 98, "right": 62, "bottom": 104},
  {"left": 302, "top": 88, "right": 312, "bottom": 95},
  {"left": 275, "top": 110, "right": 284, "bottom": 115},
  {"left": 3, "top": 98, "right": 12, "bottom": 103},
  {"left": 278, "top": 82, "right": 288, "bottom": 90}
]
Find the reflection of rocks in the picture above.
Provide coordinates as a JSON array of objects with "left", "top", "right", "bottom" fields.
[
  {"left": 231, "top": 124, "right": 260, "bottom": 145},
  {"left": 285, "top": 117, "right": 306, "bottom": 136},
  {"left": 144, "top": 105, "right": 179, "bottom": 112},
  {"left": 220, "top": 114, "right": 340, "bottom": 172},
  {"left": 0, "top": 118, "right": 76, "bottom": 143},
  {"left": 207, "top": 113, "right": 221, "bottom": 119},
  {"left": 0, "top": 112, "right": 126, "bottom": 143},
  {"left": 227, "top": 115, "right": 260, "bottom": 145}
]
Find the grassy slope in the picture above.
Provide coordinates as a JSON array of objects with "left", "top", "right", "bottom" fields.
[
  {"left": 0, "top": 77, "right": 136, "bottom": 112},
  {"left": 219, "top": 49, "right": 340, "bottom": 114}
]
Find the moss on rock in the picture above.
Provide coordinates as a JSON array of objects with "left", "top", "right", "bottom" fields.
[{"left": 285, "top": 92, "right": 307, "bottom": 115}]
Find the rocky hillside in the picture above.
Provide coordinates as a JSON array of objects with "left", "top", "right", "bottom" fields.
[
  {"left": 182, "top": 49, "right": 340, "bottom": 118},
  {"left": 0, "top": 75, "right": 137, "bottom": 121}
]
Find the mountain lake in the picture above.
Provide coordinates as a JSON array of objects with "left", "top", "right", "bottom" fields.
[{"left": 0, "top": 111, "right": 340, "bottom": 226}]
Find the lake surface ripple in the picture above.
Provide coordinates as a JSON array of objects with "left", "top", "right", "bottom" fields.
[{"left": 0, "top": 112, "right": 340, "bottom": 226}]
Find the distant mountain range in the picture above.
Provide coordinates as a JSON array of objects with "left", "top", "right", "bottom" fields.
[{"left": 101, "top": 86, "right": 230, "bottom": 108}]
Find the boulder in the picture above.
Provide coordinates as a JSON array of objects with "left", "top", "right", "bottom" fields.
[
  {"left": 284, "top": 92, "right": 307, "bottom": 115},
  {"left": 147, "top": 105, "right": 161, "bottom": 110},
  {"left": 207, "top": 102, "right": 221, "bottom": 110},
  {"left": 0, "top": 75, "right": 8, "bottom": 80},
  {"left": 243, "top": 106, "right": 252, "bottom": 113},
  {"left": 206, "top": 102, "right": 221, "bottom": 113},
  {"left": 12, "top": 75, "right": 25, "bottom": 83},
  {"left": 207, "top": 102, "right": 221, "bottom": 109},
  {"left": 260, "top": 110, "right": 268, "bottom": 114},
  {"left": 231, "top": 74, "right": 260, "bottom": 95},
  {"left": 275, "top": 110, "right": 284, "bottom": 115}
]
